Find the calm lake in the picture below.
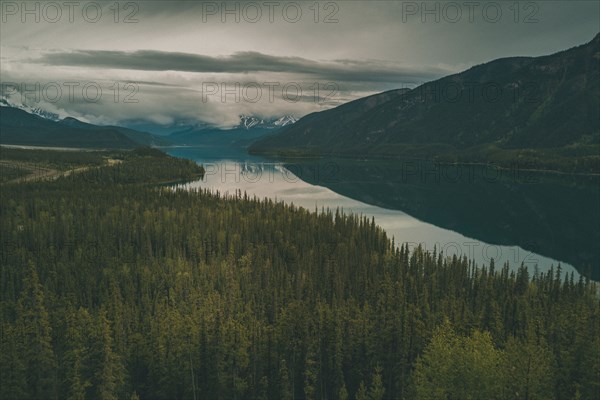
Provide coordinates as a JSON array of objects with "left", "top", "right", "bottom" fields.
[{"left": 167, "top": 145, "right": 600, "bottom": 281}]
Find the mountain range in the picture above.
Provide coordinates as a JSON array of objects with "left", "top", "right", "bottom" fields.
[
  {"left": 167, "top": 115, "right": 297, "bottom": 146},
  {"left": 0, "top": 106, "right": 170, "bottom": 149},
  {"left": 250, "top": 33, "right": 600, "bottom": 173},
  {"left": 0, "top": 101, "right": 296, "bottom": 149},
  {"left": 239, "top": 115, "right": 297, "bottom": 130}
]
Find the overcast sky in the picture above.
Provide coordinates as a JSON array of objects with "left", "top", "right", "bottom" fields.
[{"left": 1, "top": 0, "right": 598, "bottom": 128}]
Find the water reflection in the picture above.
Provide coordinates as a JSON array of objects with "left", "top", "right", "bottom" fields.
[
  {"left": 283, "top": 158, "right": 600, "bottom": 281},
  {"left": 170, "top": 152, "right": 597, "bottom": 280}
]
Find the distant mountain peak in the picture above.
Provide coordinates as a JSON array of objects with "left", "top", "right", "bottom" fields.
[
  {"left": 239, "top": 115, "right": 265, "bottom": 129},
  {"left": 237, "top": 114, "right": 297, "bottom": 130},
  {"left": 273, "top": 115, "right": 298, "bottom": 127},
  {"left": 0, "top": 96, "right": 60, "bottom": 121}
]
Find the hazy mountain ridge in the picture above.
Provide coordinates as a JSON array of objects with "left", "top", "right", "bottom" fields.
[
  {"left": 167, "top": 114, "right": 298, "bottom": 146},
  {"left": 0, "top": 103, "right": 297, "bottom": 149},
  {"left": 0, "top": 106, "right": 170, "bottom": 149}
]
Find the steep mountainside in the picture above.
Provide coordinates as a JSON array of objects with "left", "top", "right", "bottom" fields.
[{"left": 251, "top": 34, "right": 600, "bottom": 172}]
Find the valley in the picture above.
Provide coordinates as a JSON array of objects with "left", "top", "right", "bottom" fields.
[{"left": 1, "top": 14, "right": 599, "bottom": 399}]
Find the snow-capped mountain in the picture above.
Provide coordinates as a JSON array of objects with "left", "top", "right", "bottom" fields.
[
  {"left": 272, "top": 115, "right": 298, "bottom": 127},
  {"left": 0, "top": 96, "right": 61, "bottom": 121},
  {"left": 167, "top": 115, "right": 299, "bottom": 145},
  {"left": 0, "top": 98, "right": 299, "bottom": 136},
  {"left": 239, "top": 115, "right": 264, "bottom": 129},
  {"left": 238, "top": 115, "right": 297, "bottom": 130}
]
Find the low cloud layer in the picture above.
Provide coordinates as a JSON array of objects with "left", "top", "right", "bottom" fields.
[{"left": 35, "top": 49, "right": 447, "bottom": 84}]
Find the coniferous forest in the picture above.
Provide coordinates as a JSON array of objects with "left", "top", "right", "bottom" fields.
[{"left": 0, "top": 150, "right": 598, "bottom": 400}]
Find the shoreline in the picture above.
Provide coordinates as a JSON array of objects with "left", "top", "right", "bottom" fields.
[
  {"left": 3, "top": 143, "right": 598, "bottom": 178},
  {"left": 251, "top": 151, "right": 600, "bottom": 178}
]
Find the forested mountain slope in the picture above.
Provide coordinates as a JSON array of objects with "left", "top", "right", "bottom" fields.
[{"left": 251, "top": 34, "right": 600, "bottom": 173}]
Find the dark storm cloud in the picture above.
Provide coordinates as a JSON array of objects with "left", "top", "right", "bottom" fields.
[
  {"left": 3, "top": 0, "right": 598, "bottom": 125},
  {"left": 33, "top": 50, "right": 447, "bottom": 84}
]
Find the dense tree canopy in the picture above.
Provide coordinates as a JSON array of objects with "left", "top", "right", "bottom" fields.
[{"left": 0, "top": 151, "right": 598, "bottom": 399}]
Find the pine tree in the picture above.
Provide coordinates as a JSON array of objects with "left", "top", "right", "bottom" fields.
[
  {"left": 501, "top": 335, "right": 555, "bottom": 400},
  {"left": 279, "top": 359, "right": 293, "bottom": 400},
  {"left": 0, "top": 323, "right": 27, "bottom": 399},
  {"left": 368, "top": 366, "right": 385, "bottom": 400},
  {"left": 303, "top": 348, "right": 318, "bottom": 400},
  {"left": 339, "top": 382, "right": 349, "bottom": 400},
  {"left": 355, "top": 381, "right": 368, "bottom": 400},
  {"left": 17, "top": 261, "right": 56, "bottom": 399},
  {"left": 413, "top": 323, "right": 502, "bottom": 400},
  {"left": 91, "top": 309, "right": 124, "bottom": 400},
  {"left": 63, "top": 308, "right": 92, "bottom": 400}
]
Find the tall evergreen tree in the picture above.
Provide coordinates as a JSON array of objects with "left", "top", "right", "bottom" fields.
[{"left": 17, "top": 262, "right": 56, "bottom": 400}]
